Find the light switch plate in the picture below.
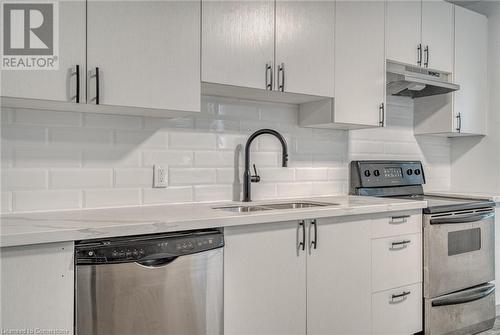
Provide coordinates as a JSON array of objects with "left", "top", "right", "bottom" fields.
[{"left": 153, "top": 165, "right": 167, "bottom": 188}]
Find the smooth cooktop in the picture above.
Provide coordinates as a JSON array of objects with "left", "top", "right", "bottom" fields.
[{"left": 391, "top": 194, "right": 495, "bottom": 214}]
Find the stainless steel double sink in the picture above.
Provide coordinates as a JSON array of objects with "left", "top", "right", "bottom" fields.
[{"left": 213, "top": 201, "right": 339, "bottom": 213}]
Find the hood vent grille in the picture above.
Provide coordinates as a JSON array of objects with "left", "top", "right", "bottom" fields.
[{"left": 386, "top": 62, "right": 460, "bottom": 99}]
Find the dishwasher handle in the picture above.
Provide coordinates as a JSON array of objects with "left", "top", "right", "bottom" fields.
[{"left": 136, "top": 256, "right": 178, "bottom": 268}]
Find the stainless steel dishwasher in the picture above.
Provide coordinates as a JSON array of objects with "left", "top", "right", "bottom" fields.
[{"left": 75, "top": 229, "right": 224, "bottom": 335}]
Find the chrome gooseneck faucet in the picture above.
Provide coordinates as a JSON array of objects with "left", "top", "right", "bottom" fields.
[{"left": 243, "top": 129, "right": 288, "bottom": 202}]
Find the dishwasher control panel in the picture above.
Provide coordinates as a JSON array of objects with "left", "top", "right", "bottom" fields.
[{"left": 76, "top": 230, "right": 224, "bottom": 264}]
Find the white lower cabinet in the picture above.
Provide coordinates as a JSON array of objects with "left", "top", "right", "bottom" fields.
[
  {"left": 372, "top": 233, "right": 422, "bottom": 292},
  {"left": 0, "top": 242, "right": 74, "bottom": 334},
  {"left": 372, "top": 283, "right": 423, "bottom": 335},
  {"left": 307, "top": 217, "right": 371, "bottom": 335},
  {"left": 224, "top": 212, "right": 422, "bottom": 335},
  {"left": 224, "top": 221, "right": 306, "bottom": 335}
]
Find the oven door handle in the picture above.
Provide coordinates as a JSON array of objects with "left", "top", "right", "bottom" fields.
[
  {"left": 431, "top": 284, "right": 495, "bottom": 307},
  {"left": 430, "top": 212, "right": 494, "bottom": 225}
]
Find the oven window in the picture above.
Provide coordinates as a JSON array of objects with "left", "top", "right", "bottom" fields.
[{"left": 448, "top": 228, "right": 481, "bottom": 256}]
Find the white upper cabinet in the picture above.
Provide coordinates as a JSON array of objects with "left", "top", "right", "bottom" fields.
[
  {"left": 454, "top": 6, "right": 488, "bottom": 135},
  {"left": 387, "top": 0, "right": 454, "bottom": 73},
  {"left": 202, "top": 0, "right": 275, "bottom": 90},
  {"left": 334, "top": 1, "right": 386, "bottom": 127},
  {"left": 1, "top": 0, "right": 86, "bottom": 103},
  {"left": 386, "top": 1, "right": 422, "bottom": 66},
  {"left": 421, "top": 0, "right": 454, "bottom": 72},
  {"left": 87, "top": 0, "right": 200, "bottom": 112},
  {"left": 307, "top": 218, "right": 372, "bottom": 335},
  {"left": 275, "top": 0, "right": 335, "bottom": 97}
]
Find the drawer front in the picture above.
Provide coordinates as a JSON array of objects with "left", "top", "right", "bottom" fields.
[
  {"left": 372, "top": 233, "right": 422, "bottom": 292},
  {"left": 371, "top": 213, "right": 421, "bottom": 238},
  {"left": 372, "top": 283, "right": 423, "bottom": 335}
]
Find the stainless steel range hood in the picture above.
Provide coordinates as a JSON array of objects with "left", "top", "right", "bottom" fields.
[{"left": 387, "top": 62, "right": 460, "bottom": 99}]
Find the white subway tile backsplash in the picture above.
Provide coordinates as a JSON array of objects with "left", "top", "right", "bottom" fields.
[
  {"left": 216, "top": 134, "right": 247, "bottom": 150},
  {"left": 84, "top": 114, "right": 142, "bottom": 130},
  {"left": 295, "top": 168, "right": 328, "bottom": 181},
  {"left": 14, "top": 147, "right": 81, "bottom": 168},
  {"left": 50, "top": 128, "right": 112, "bottom": 147},
  {"left": 49, "top": 169, "right": 113, "bottom": 189},
  {"left": 312, "top": 181, "right": 345, "bottom": 196},
  {"left": 2, "top": 169, "right": 47, "bottom": 190},
  {"left": 194, "top": 185, "right": 233, "bottom": 202},
  {"left": 259, "top": 167, "right": 295, "bottom": 182},
  {"left": 83, "top": 149, "right": 141, "bottom": 168},
  {"left": 169, "top": 132, "right": 216, "bottom": 150},
  {"left": 194, "top": 151, "right": 236, "bottom": 167},
  {"left": 2, "top": 126, "right": 47, "bottom": 144},
  {"left": 13, "top": 190, "right": 81, "bottom": 212},
  {"left": 1, "top": 96, "right": 451, "bottom": 213},
  {"left": 169, "top": 168, "right": 216, "bottom": 185},
  {"left": 84, "top": 188, "right": 141, "bottom": 208},
  {"left": 251, "top": 183, "right": 277, "bottom": 200},
  {"left": 114, "top": 168, "right": 153, "bottom": 188},
  {"left": 1, "top": 192, "right": 12, "bottom": 213},
  {"left": 114, "top": 130, "right": 168, "bottom": 149},
  {"left": 14, "top": 109, "right": 81, "bottom": 127},
  {"left": 142, "top": 150, "right": 193, "bottom": 167},
  {"left": 143, "top": 187, "right": 193, "bottom": 204},
  {"left": 277, "top": 182, "right": 313, "bottom": 198}
]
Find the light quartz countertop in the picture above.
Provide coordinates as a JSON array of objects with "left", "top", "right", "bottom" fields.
[
  {"left": 0, "top": 195, "right": 427, "bottom": 247},
  {"left": 426, "top": 191, "right": 500, "bottom": 203}
]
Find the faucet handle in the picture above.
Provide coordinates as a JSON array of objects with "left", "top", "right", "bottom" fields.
[{"left": 251, "top": 164, "right": 261, "bottom": 183}]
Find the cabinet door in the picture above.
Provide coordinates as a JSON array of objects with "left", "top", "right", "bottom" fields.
[
  {"left": 202, "top": 0, "right": 274, "bottom": 90},
  {"left": 386, "top": 0, "right": 422, "bottom": 66},
  {"left": 307, "top": 218, "right": 371, "bottom": 335},
  {"left": 1, "top": 0, "right": 85, "bottom": 102},
  {"left": 87, "top": 0, "right": 200, "bottom": 112},
  {"left": 275, "top": 0, "right": 334, "bottom": 97},
  {"left": 421, "top": 0, "right": 454, "bottom": 72},
  {"left": 334, "top": 1, "right": 385, "bottom": 127},
  {"left": 224, "top": 221, "right": 306, "bottom": 335},
  {"left": 454, "top": 6, "right": 488, "bottom": 135},
  {"left": 1, "top": 242, "right": 74, "bottom": 334}
]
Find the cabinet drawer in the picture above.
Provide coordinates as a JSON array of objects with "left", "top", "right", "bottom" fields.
[
  {"left": 372, "top": 233, "right": 422, "bottom": 292},
  {"left": 372, "top": 283, "right": 422, "bottom": 335},
  {"left": 371, "top": 214, "right": 421, "bottom": 238}
]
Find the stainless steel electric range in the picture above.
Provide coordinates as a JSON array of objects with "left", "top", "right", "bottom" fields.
[{"left": 350, "top": 160, "right": 496, "bottom": 335}]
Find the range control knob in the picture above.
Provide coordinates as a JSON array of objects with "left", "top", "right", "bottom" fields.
[
  {"left": 407, "top": 169, "right": 413, "bottom": 176},
  {"left": 364, "top": 170, "right": 371, "bottom": 177},
  {"left": 415, "top": 169, "right": 421, "bottom": 175},
  {"left": 373, "top": 170, "right": 380, "bottom": 177}
]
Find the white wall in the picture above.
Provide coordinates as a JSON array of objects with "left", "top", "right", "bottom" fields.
[
  {"left": 450, "top": 1, "right": 500, "bottom": 305},
  {"left": 0, "top": 96, "right": 450, "bottom": 213}
]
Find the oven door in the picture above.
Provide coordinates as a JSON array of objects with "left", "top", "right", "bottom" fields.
[
  {"left": 424, "top": 208, "right": 495, "bottom": 298},
  {"left": 424, "top": 283, "right": 495, "bottom": 335}
]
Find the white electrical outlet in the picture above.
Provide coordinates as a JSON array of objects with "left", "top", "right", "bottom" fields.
[{"left": 153, "top": 165, "right": 168, "bottom": 188}]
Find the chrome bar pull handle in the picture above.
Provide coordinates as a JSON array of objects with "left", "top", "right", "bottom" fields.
[
  {"left": 265, "top": 62, "right": 273, "bottom": 90},
  {"left": 298, "top": 221, "right": 305, "bottom": 251},
  {"left": 390, "top": 215, "right": 410, "bottom": 225},
  {"left": 456, "top": 113, "right": 462, "bottom": 133},
  {"left": 75, "top": 65, "right": 80, "bottom": 103},
  {"left": 278, "top": 63, "right": 285, "bottom": 92},
  {"left": 379, "top": 102, "right": 385, "bottom": 127},
  {"left": 424, "top": 46, "right": 429, "bottom": 68},
  {"left": 417, "top": 44, "right": 422, "bottom": 66},
  {"left": 390, "top": 240, "right": 411, "bottom": 250},
  {"left": 391, "top": 291, "right": 411, "bottom": 303},
  {"left": 310, "top": 219, "right": 317, "bottom": 250}
]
